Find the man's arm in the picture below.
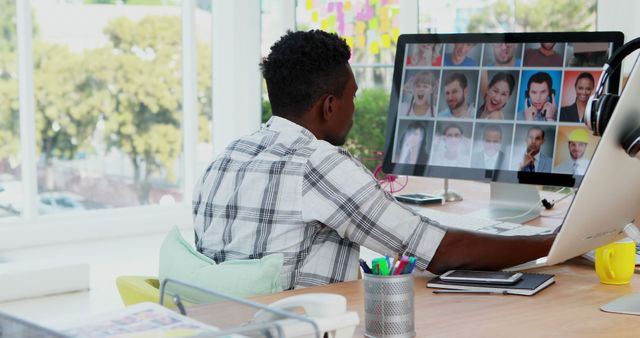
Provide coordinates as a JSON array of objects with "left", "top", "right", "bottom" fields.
[{"left": 427, "top": 228, "right": 555, "bottom": 274}]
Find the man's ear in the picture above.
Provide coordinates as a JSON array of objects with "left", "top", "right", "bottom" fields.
[{"left": 321, "top": 94, "right": 335, "bottom": 121}]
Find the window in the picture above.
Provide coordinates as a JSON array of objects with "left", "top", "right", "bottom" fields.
[
  {"left": 419, "top": 0, "right": 597, "bottom": 33},
  {"left": 295, "top": 0, "right": 400, "bottom": 170},
  {"left": 0, "top": 0, "right": 20, "bottom": 218},
  {"left": 195, "top": 4, "right": 213, "bottom": 173},
  {"left": 31, "top": 0, "right": 184, "bottom": 212}
]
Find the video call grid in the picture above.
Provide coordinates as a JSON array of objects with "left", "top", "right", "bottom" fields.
[{"left": 392, "top": 42, "right": 611, "bottom": 174}]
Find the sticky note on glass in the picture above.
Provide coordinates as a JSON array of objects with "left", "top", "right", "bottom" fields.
[
  {"left": 370, "top": 41, "right": 380, "bottom": 55},
  {"left": 328, "top": 14, "right": 336, "bottom": 27},
  {"left": 321, "top": 19, "right": 329, "bottom": 31},
  {"left": 345, "top": 36, "right": 354, "bottom": 49},
  {"left": 356, "top": 21, "right": 366, "bottom": 34},
  {"left": 344, "top": 0, "right": 353, "bottom": 11},
  {"left": 392, "top": 28, "right": 400, "bottom": 41},
  {"left": 381, "top": 34, "right": 391, "bottom": 48},
  {"left": 306, "top": 0, "right": 313, "bottom": 10},
  {"left": 381, "top": 20, "right": 390, "bottom": 33},
  {"left": 380, "top": 7, "right": 389, "bottom": 20},
  {"left": 356, "top": 35, "right": 366, "bottom": 48},
  {"left": 369, "top": 18, "right": 379, "bottom": 30},
  {"left": 312, "top": 11, "right": 318, "bottom": 22}
]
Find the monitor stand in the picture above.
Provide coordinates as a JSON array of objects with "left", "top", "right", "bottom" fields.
[
  {"left": 436, "top": 178, "right": 463, "bottom": 202},
  {"left": 469, "top": 182, "right": 541, "bottom": 224}
]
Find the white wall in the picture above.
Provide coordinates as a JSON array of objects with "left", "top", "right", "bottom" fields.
[
  {"left": 597, "top": 0, "right": 640, "bottom": 76},
  {"left": 211, "top": 0, "right": 262, "bottom": 156}
]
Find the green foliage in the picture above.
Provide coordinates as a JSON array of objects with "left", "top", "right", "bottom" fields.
[
  {"left": 0, "top": 0, "right": 19, "bottom": 164},
  {"left": 0, "top": 74, "right": 18, "bottom": 163},
  {"left": 95, "top": 16, "right": 183, "bottom": 201},
  {"left": 261, "top": 99, "right": 272, "bottom": 124},
  {"left": 344, "top": 88, "right": 390, "bottom": 172},
  {"left": 467, "top": 0, "right": 596, "bottom": 33},
  {"left": 33, "top": 42, "right": 106, "bottom": 163},
  {"left": 0, "top": 0, "right": 17, "bottom": 54},
  {"left": 197, "top": 42, "right": 212, "bottom": 144}
]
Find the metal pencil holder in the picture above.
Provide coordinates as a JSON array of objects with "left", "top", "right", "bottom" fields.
[{"left": 363, "top": 273, "right": 415, "bottom": 338}]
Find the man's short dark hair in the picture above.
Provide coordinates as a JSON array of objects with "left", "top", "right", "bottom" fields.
[
  {"left": 527, "top": 72, "right": 553, "bottom": 93},
  {"left": 527, "top": 126, "right": 545, "bottom": 139},
  {"left": 444, "top": 72, "right": 468, "bottom": 89},
  {"left": 260, "top": 30, "right": 351, "bottom": 118}
]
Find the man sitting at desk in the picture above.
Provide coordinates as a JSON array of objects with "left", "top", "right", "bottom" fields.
[{"left": 193, "top": 30, "right": 554, "bottom": 290}]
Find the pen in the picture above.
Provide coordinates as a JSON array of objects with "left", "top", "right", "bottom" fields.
[
  {"left": 359, "top": 258, "right": 372, "bottom": 274},
  {"left": 432, "top": 290, "right": 509, "bottom": 295},
  {"left": 393, "top": 256, "right": 409, "bottom": 275},
  {"left": 390, "top": 254, "right": 400, "bottom": 275},
  {"left": 405, "top": 257, "right": 417, "bottom": 274}
]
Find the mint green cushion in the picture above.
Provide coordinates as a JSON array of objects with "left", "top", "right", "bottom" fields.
[{"left": 158, "top": 226, "right": 283, "bottom": 303}]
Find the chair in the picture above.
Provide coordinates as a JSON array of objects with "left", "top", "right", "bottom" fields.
[{"left": 115, "top": 275, "right": 162, "bottom": 306}]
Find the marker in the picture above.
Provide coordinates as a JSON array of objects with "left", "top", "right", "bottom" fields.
[
  {"left": 405, "top": 257, "right": 417, "bottom": 274},
  {"left": 372, "top": 257, "right": 390, "bottom": 275},
  {"left": 359, "top": 259, "right": 372, "bottom": 274},
  {"left": 390, "top": 254, "right": 400, "bottom": 275},
  {"left": 393, "top": 256, "right": 409, "bottom": 275}
]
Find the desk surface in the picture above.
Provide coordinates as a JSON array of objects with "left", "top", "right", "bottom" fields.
[
  {"left": 190, "top": 261, "right": 640, "bottom": 337},
  {"left": 189, "top": 178, "right": 640, "bottom": 337}
]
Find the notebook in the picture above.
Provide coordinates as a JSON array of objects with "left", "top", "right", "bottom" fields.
[{"left": 427, "top": 272, "right": 555, "bottom": 296}]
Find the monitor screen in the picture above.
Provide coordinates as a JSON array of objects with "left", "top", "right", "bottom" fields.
[{"left": 382, "top": 32, "right": 624, "bottom": 187}]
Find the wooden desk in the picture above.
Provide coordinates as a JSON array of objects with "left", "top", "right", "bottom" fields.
[
  {"left": 189, "top": 178, "right": 639, "bottom": 336},
  {"left": 190, "top": 261, "right": 640, "bottom": 336}
]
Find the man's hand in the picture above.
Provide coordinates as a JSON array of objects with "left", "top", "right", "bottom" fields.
[
  {"left": 519, "top": 149, "right": 535, "bottom": 170},
  {"left": 543, "top": 92, "right": 557, "bottom": 121},
  {"left": 524, "top": 98, "right": 536, "bottom": 121}
]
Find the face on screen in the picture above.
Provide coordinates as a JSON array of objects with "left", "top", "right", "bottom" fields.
[
  {"left": 575, "top": 77, "right": 594, "bottom": 103},
  {"left": 493, "top": 43, "right": 517, "bottom": 65},
  {"left": 444, "top": 81, "right": 466, "bottom": 110},
  {"left": 526, "top": 128, "right": 545, "bottom": 155},
  {"left": 569, "top": 141, "right": 587, "bottom": 160},
  {"left": 528, "top": 82, "right": 550, "bottom": 111},
  {"left": 413, "top": 81, "right": 433, "bottom": 105},
  {"left": 444, "top": 127, "right": 463, "bottom": 150},
  {"left": 483, "top": 130, "right": 502, "bottom": 156},
  {"left": 486, "top": 81, "right": 511, "bottom": 112}
]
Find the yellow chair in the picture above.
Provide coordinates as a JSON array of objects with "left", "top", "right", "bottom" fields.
[
  {"left": 116, "top": 275, "right": 162, "bottom": 306},
  {"left": 116, "top": 276, "right": 199, "bottom": 309}
]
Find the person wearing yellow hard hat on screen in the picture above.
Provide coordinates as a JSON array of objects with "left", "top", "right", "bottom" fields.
[{"left": 554, "top": 128, "right": 591, "bottom": 175}]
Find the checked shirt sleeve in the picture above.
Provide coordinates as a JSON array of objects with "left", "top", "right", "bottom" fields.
[{"left": 301, "top": 147, "right": 447, "bottom": 271}]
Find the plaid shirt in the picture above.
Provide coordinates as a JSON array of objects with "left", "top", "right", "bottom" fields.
[{"left": 193, "top": 116, "right": 446, "bottom": 290}]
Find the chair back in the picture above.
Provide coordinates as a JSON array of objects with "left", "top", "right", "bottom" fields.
[{"left": 116, "top": 275, "right": 162, "bottom": 306}]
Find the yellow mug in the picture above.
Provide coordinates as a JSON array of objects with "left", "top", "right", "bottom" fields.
[{"left": 595, "top": 239, "right": 636, "bottom": 285}]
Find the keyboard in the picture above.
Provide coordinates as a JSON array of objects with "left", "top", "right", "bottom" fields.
[{"left": 412, "top": 207, "right": 551, "bottom": 236}]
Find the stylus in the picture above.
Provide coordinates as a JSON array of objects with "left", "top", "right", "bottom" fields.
[{"left": 432, "top": 289, "right": 509, "bottom": 295}]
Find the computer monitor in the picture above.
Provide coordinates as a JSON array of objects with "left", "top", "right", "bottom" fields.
[{"left": 382, "top": 32, "right": 624, "bottom": 222}]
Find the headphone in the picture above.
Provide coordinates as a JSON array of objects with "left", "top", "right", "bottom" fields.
[{"left": 585, "top": 37, "right": 640, "bottom": 157}]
